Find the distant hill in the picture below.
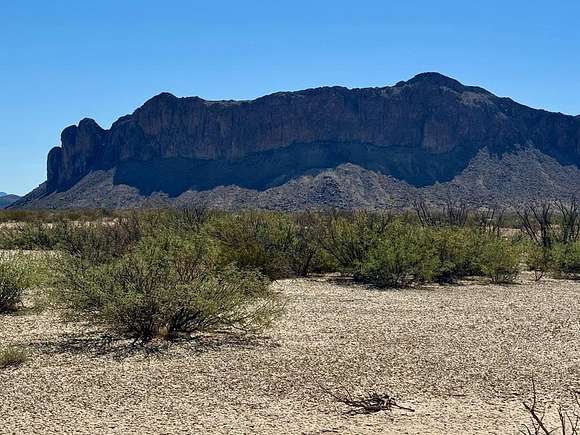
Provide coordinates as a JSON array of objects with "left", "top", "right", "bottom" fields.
[
  {"left": 13, "top": 72, "right": 580, "bottom": 209},
  {"left": 0, "top": 193, "right": 21, "bottom": 209}
]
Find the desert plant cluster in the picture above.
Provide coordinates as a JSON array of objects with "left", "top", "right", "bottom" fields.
[
  {"left": 0, "top": 201, "right": 579, "bottom": 433},
  {"left": 1, "top": 200, "right": 578, "bottom": 344}
]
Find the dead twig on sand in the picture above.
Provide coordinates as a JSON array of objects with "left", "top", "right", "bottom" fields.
[
  {"left": 520, "top": 378, "right": 580, "bottom": 435},
  {"left": 318, "top": 382, "right": 414, "bottom": 415}
]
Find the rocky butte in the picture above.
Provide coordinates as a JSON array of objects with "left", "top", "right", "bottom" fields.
[{"left": 13, "top": 73, "right": 580, "bottom": 209}]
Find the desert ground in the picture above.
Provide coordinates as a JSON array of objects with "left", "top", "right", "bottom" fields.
[{"left": 1, "top": 272, "right": 579, "bottom": 434}]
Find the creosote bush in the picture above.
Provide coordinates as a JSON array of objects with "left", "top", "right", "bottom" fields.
[
  {"left": 55, "top": 214, "right": 143, "bottom": 264},
  {"left": 51, "top": 233, "right": 280, "bottom": 342},
  {"left": 312, "top": 210, "right": 391, "bottom": 274}
]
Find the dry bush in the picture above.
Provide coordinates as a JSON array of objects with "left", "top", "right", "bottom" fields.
[
  {"left": 321, "top": 384, "right": 414, "bottom": 416},
  {"left": 517, "top": 203, "right": 555, "bottom": 249},
  {"left": 0, "top": 347, "right": 28, "bottom": 369},
  {"left": 414, "top": 198, "right": 470, "bottom": 228},
  {"left": 520, "top": 380, "right": 580, "bottom": 435},
  {"left": 555, "top": 199, "right": 580, "bottom": 244}
]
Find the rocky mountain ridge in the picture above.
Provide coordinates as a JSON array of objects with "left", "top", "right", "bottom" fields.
[{"left": 13, "top": 72, "right": 580, "bottom": 209}]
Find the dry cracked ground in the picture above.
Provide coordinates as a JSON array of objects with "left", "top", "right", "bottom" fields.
[{"left": 1, "top": 273, "right": 579, "bottom": 434}]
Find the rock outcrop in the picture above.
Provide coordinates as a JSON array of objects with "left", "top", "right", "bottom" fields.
[{"left": 13, "top": 72, "right": 580, "bottom": 209}]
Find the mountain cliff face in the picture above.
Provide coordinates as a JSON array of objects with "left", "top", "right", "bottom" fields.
[{"left": 14, "top": 73, "right": 580, "bottom": 209}]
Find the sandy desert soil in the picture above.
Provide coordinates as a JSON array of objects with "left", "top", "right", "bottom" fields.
[{"left": 1, "top": 273, "right": 579, "bottom": 434}]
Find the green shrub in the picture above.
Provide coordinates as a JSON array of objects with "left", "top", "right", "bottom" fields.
[
  {"left": 355, "top": 222, "right": 437, "bottom": 288},
  {"left": 211, "top": 211, "right": 334, "bottom": 279},
  {"left": 525, "top": 242, "right": 553, "bottom": 281},
  {"left": 313, "top": 211, "right": 391, "bottom": 274},
  {"left": 0, "top": 257, "right": 28, "bottom": 313},
  {"left": 211, "top": 211, "right": 289, "bottom": 279},
  {"left": 551, "top": 242, "right": 580, "bottom": 279},
  {"left": 0, "top": 221, "right": 61, "bottom": 250},
  {"left": 428, "top": 228, "right": 484, "bottom": 283},
  {"left": 478, "top": 238, "right": 520, "bottom": 283},
  {"left": 51, "top": 234, "right": 280, "bottom": 342},
  {"left": 0, "top": 347, "right": 28, "bottom": 369},
  {"left": 55, "top": 214, "right": 142, "bottom": 264}
]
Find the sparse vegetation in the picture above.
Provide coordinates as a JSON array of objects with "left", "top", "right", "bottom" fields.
[
  {"left": 2, "top": 201, "right": 579, "bottom": 343},
  {"left": 518, "top": 200, "right": 580, "bottom": 280},
  {"left": 0, "top": 346, "right": 28, "bottom": 369},
  {"left": 1, "top": 205, "right": 579, "bottom": 433},
  {"left": 0, "top": 255, "right": 28, "bottom": 313}
]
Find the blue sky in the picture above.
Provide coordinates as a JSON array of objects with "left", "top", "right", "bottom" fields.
[{"left": 1, "top": 0, "right": 579, "bottom": 195}]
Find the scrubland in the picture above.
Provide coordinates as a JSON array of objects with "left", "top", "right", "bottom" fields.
[{"left": 0, "top": 202, "right": 579, "bottom": 434}]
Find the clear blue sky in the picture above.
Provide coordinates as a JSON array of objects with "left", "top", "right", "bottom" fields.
[{"left": 1, "top": 0, "right": 579, "bottom": 195}]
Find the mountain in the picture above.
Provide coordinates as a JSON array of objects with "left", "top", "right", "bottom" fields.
[
  {"left": 0, "top": 193, "right": 21, "bottom": 209},
  {"left": 12, "top": 73, "right": 580, "bottom": 210}
]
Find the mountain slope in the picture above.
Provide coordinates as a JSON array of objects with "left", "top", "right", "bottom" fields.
[
  {"left": 0, "top": 194, "right": 21, "bottom": 209},
  {"left": 13, "top": 73, "right": 580, "bottom": 209}
]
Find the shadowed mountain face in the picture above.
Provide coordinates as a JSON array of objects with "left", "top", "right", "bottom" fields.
[
  {"left": 14, "top": 72, "right": 580, "bottom": 209},
  {"left": 113, "top": 141, "right": 478, "bottom": 196},
  {"left": 0, "top": 193, "right": 20, "bottom": 209}
]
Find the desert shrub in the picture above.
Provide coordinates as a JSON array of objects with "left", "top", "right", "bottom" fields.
[
  {"left": 551, "top": 242, "right": 580, "bottom": 279},
  {"left": 478, "top": 237, "right": 520, "bottom": 283},
  {"left": 0, "top": 208, "right": 111, "bottom": 224},
  {"left": 525, "top": 242, "right": 553, "bottom": 281},
  {"left": 0, "top": 347, "right": 28, "bottom": 369},
  {"left": 160, "top": 206, "right": 212, "bottom": 233},
  {"left": 313, "top": 210, "right": 391, "bottom": 274},
  {"left": 0, "top": 221, "right": 61, "bottom": 250},
  {"left": 291, "top": 212, "right": 338, "bottom": 276},
  {"left": 554, "top": 199, "right": 580, "bottom": 244},
  {"left": 428, "top": 228, "right": 484, "bottom": 283},
  {"left": 51, "top": 234, "right": 280, "bottom": 342},
  {"left": 0, "top": 256, "right": 28, "bottom": 313},
  {"left": 211, "top": 211, "right": 334, "bottom": 279},
  {"left": 353, "top": 223, "right": 501, "bottom": 288},
  {"left": 354, "top": 222, "right": 438, "bottom": 288},
  {"left": 54, "top": 214, "right": 142, "bottom": 264},
  {"left": 211, "top": 211, "right": 291, "bottom": 279},
  {"left": 414, "top": 198, "right": 470, "bottom": 227}
]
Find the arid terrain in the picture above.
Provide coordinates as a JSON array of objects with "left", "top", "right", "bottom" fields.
[{"left": 1, "top": 272, "right": 579, "bottom": 434}]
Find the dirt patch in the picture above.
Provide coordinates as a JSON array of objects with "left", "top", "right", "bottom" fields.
[{"left": 1, "top": 273, "right": 579, "bottom": 434}]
